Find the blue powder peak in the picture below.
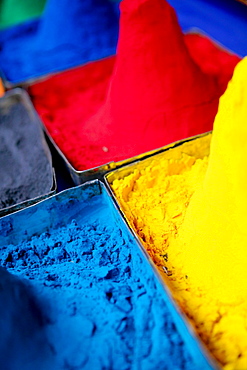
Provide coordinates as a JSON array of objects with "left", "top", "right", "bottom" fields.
[{"left": 0, "top": 0, "right": 119, "bottom": 84}]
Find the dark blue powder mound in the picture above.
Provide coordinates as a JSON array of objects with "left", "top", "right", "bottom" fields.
[
  {"left": 0, "top": 0, "right": 119, "bottom": 84},
  {"left": 0, "top": 88, "right": 54, "bottom": 211},
  {"left": 0, "top": 267, "right": 55, "bottom": 370},
  {"left": 0, "top": 182, "right": 214, "bottom": 370}
]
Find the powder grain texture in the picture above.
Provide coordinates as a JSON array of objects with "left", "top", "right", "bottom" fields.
[
  {"left": 0, "top": 0, "right": 119, "bottom": 83},
  {"left": 0, "top": 90, "right": 53, "bottom": 210},
  {"left": 110, "top": 59, "right": 247, "bottom": 370},
  {"left": 170, "top": 57, "right": 247, "bottom": 369},
  {"left": 29, "top": 0, "right": 240, "bottom": 172},
  {"left": 0, "top": 184, "right": 199, "bottom": 370}
]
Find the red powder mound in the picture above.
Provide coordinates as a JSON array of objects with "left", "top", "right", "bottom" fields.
[
  {"left": 184, "top": 32, "right": 240, "bottom": 93},
  {"left": 29, "top": 0, "right": 240, "bottom": 171}
]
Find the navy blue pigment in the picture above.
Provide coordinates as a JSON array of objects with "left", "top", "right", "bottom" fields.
[
  {"left": 0, "top": 182, "right": 212, "bottom": 369},
  {"left": 0, "top": 89, "right": 53, "bottom": 212},
  {"left": 0, "top": 0, "right": 119, "bottom": 84}
]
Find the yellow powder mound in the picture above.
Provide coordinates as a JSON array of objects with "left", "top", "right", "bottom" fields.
[
  {"left": 111, "top": 57, "right": 247, "bottom": 370},
  {"left": 171, "top": 55, "right": 247, "bottom": 303}
]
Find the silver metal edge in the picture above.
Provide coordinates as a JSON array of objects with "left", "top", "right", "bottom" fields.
[
  {"left": 103, "top": 133, "right": 221, "bottom": 370},
  {"left": 0, "top": 168, "right": 57, "bottom": 218},
  {"left": 39, "top": 121, "right": 116, "bottom": 186},
  {"left": 104, "top": 131, "right": 212, "bottom": 184},
  {"left": 0, "top": 178, "right": 102, "bottom": 222},
  {"left": 15, "top": 27, "right": 238, "bottom": 184},
  {"left": 31, "top": 105, "right": 212, "bottom": 186}
]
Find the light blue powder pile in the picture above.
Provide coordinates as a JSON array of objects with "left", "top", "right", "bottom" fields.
[
  {"left": 0, "top": 0, "right": 119, "bottom": 84},
  {"left": 0, "top": 182, "right": 213, "bottom": 369}
]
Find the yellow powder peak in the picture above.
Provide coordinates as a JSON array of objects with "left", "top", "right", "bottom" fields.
[
  {"left": 110, "top": 57, "right": 247, "bottom": 368},
  {"left": 171, "top": 57, "right": 247, "bottom": 305}
]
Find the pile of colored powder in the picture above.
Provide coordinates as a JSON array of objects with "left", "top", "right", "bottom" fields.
[
  {"left": 0, "top": 0, "right": 119, "bottom": 83},
  {"left": 169, "top": 57, "right": 247, "bottom": 369},
  {"left": 29, "top": 0, "right": 240, "bottom": 172},
  {"left": 0, "top": 89, "right": 53, "bottom": 210},
  {"left": 0, "top": 182, "right": 204, "bottom": 370},
  {"left": 0, "top": 267, "right": 54, "bottom": 370},
  {"left": 110, "top": 58, "right": 247, "bottom": 369},
  {"left": 0, "top": 0, "right": 46, "bottom": 29}
]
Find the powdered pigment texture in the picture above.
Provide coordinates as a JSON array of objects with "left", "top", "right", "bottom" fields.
[
  {"left": 0, "top": 0, "right": 46, "bottom": 29},
  {"left": 110, "top": 59, "right": 247, "bottom": 370},
  {"left": 0, "top": 89, "right": 53, "bottom": 211},
  {"left": 0, "top": 181, "right": 210, "bottom": 370},
  {"left": 0, "top": 0, "right": 119, "bottom": 84},
  {"left": 29, "top": 0, "right": 240, "bottom": 172}
]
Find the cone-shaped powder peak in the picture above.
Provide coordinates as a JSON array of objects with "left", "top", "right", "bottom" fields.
[
  {"left": 171, "top": 57, "right": 247, "bottom": 304},
  {"left": 83, "top": 0, "right": 222, "bottom": 162}
]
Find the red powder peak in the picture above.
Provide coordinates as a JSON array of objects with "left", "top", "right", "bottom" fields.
[
  {"left": 30, "top": 0, "right": 240, "bottom": 171},
  {"left": 83, "top": 0, "right": 222, "bottom": 162},
  {"left": 120, "top": 0, "right": 171, "bottom": 16}
]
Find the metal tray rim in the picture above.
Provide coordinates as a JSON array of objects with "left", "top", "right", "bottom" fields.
[{"left": 103, "top": 132, "right": 220, "bottom": 370}]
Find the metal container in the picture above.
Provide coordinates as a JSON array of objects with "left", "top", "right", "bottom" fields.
[
  {"left": 105, "top": 131, "right": 211, "bottom": 192},
  {"left": 104, "top": 132, "right": 221, "bottom": 369},
  {"left": 41, "top": 125, "right": 194, "bottom": 186},
  {"left": 30, "top": 101, "right": 212, "bottom": 186},
  {"left": 0, "top": 178, "right": 217, "bottom": 369},
  {"left": 0, "top": 88, "right": 56, "bottom": 217},
  {"left": 22, "top": 27, "right": 239, "bottom": 186},
  {"left": 0, "top": 170, "right": 56, "bottom": 218},
  {"left": 0, "top": 180, "right": 103, "bottom": 246}
]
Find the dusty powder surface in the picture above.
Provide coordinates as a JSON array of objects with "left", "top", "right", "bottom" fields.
[
  {"left": 0, "top": 183, "right": 200, "bottom": 370},
  {"left": 110, "top": 63, "right": 247, "bottom": 370},
  {"left": 0, "top": 0, "right": 119, "bottom": 83},
  {"left": 111, "top": 135, "right": 237, "bottom": 366},
  {"left": 29, "top": 0, "right": 240, "bottom": 172},
  {"left": 0, "top": 90, "right": 53, "bottom": 210},
  {"left": 169, "top": 57, "right": 247, "bottom": 370}
]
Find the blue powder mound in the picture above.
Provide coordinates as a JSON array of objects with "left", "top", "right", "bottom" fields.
[
  {"left": 0, "top": 267, "right": 55, "bottom": 370},
  {"left": 0, "top": 181, "right": 214, "bottom": 370},
  {"left": 0, "top": 0, "right": 119, "bottom": 84}
]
